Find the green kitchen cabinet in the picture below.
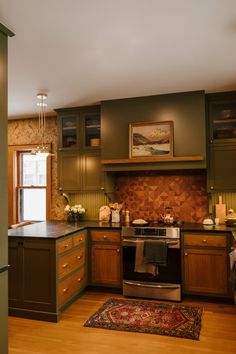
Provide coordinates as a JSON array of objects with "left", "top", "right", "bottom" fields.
[
  {"left": 56, "top": 105, "right": 105, "bottom": 193},
  {"left": 58, "top": 150, "right": 104, "bottom": 192},
  {"left": 206, "top": 91, "right": 236, "bottom": 192},
  {"left": 56, "top": 105, "right": 101, "bottom": 150},
  {"left": 207, "top": 143, "right": 236, "bottom": 192},
  {"left": 8, "top": 237, "right": 57, "bottom": 320},
  {"left": 8, "top": 229, "right": 87, "bottom": 322}
]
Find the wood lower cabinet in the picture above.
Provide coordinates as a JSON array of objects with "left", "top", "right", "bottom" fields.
[
  {"left": 8, "top": 230, "right": 87, "bottom": 322},
  {"left": 182, "top": 233, "right": 231, "bottom": 297},
  {"left": 56, "top": 231, "right": 87, "bottom": 310},
  {"left": 90, "top": 230, "right": 121, "bottom": 287}
]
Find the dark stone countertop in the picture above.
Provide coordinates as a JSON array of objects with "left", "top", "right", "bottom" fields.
[
  {"left": 8, "top": 220, "right": 122, "bottom": 239},
  {"left": 8, "top": 220, "right": 236, "bottom": 241}
]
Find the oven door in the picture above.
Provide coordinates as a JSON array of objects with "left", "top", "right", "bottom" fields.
[{"left": 122, "top": 239, "right": 181, "bottom": 301}]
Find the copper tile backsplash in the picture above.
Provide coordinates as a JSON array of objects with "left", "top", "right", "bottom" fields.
[{"left": 114, "top": 171, "right": 208, "bottom": 223}]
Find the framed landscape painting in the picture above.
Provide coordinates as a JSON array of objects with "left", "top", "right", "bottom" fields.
[{"left": 129, "top": 121, "right": 173, "bottom": 158}]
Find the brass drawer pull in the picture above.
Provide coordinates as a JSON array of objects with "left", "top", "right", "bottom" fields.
[
  {"left": 64, "top": 244, "right": 69, "bottom": 248},
  {"left": 185, "top": 253, "right": 188, "bottom": 256},
  {"left": 103, "top": 235, "right": 107, "bottom": 239},
  {"left": 62, "top": 263, "right": 69, "bottom": 268},
  {"left": 63, "top": 287, "right": 69, "bottom": 293},
  {"left": 116, "top": 248, "right": 120, "bottom": 253},
  {"left": 79, "top": 238, "right": 83, "bottom": 241},
  {"left": 77, "top": 277, "right": 83, "bottom": 282},
  {"left": 77, "top": 255, "right": 83, "bottom": 260},
  {"left": 202, "top": 239, "right": 207, "bottom": 243}
]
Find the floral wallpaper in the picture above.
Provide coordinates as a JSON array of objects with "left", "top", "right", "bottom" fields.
[
  {"left": 8, "top": 116, "right": 66, "bottom": 220},
  {"left": 114, "top": 171, "right": 208, "bottom": 223}
]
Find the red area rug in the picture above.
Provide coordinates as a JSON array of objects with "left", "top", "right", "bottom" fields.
[{"left": 84, "top": 298, "right": 203, "bottom": 340}]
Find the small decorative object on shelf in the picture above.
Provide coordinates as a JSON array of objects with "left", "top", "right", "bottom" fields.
[{"left": 64, "top": 204, "right": 86, "bottom": 222}]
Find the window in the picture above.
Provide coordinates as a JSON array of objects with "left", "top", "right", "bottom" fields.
[
  {"left": 8, "top": 145, "right": 51, "bottom": 225},
  {"left": 17, "top": 152, "right": 48, "bottom": 221}
]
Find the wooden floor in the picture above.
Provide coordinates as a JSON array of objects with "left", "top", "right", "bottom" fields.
[{"left": 8, "top": 291, "right": 236, "bottom": 354}]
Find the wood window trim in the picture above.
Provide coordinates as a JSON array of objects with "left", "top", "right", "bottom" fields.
[{"left": 8, "top": 144, "right": 52, "bottom": 226}]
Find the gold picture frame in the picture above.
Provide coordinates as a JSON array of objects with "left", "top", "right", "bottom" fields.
[{"left": 129, "top": 121, "right": 174, "bottom": 158}]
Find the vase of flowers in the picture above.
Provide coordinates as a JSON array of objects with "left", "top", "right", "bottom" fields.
[{"left": 64, "top": 204, "right": 86, "bottom": 223}]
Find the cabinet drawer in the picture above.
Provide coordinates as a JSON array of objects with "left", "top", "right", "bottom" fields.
[
  {"left": 73, "top": 232, "right": 86, "bottom": 247},
  {"left": 58, "top": 247, "right": 85, "bottom": 279},
  {"left": 57, "top": 237, "right": 73, "bottom": 255},
  {"left": 91, "top": 230, "right": 120, "bottom": 242},
  {"left": 184, "top": 234, "right": 226, "bottom": 247},
  {"left": 58, "top": 267, "right": 85, "bottom": 306}
]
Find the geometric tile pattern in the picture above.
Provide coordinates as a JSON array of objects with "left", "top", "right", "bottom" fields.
[{"left": 115, "top": 171, "right": 208, "bottom": 223}]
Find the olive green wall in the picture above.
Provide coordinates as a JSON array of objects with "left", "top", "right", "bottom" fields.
[{"left": 101, "top": 90, "right": 206, "bottom": 168}]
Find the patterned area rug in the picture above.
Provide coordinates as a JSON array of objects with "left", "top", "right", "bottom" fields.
[{"left": 84, "top": 298, "right": 203, "bottom": 340}]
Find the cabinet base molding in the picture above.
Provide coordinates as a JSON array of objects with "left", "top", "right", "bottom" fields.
[{"left": 8, "top": 307, "right": 60, "bottom": 323}]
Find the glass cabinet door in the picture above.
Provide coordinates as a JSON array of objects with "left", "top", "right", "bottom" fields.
[
  {"left": 83, "top": 113, "right": 101, "bottom": 148},
  {"left": 210, "top": 100, "right": 236, "bottom": 142},
  {"left": 61, "top": 116, "right": 78, "bottom": 148}
]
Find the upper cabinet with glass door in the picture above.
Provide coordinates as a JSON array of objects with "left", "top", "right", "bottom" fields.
[
  {"left": 56, "top": 106, "right": 100, "bottom": 150},
  {"left": 83, "top": 111, "right": 100, "bottom": 149},
  {"left": 207, "top": 91, "right": 236, "bottom": 143}
]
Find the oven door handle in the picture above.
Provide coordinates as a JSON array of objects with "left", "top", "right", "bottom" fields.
[
  {"left": 123, "top": 281, "right": 180, "bottom": 290},
  {"left": 122, "top": 239, "right": 179, "bottom": 246}
]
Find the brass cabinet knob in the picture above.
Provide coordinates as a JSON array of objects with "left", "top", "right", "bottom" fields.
[
  {"left": 210, "top": 186, "right": 214, "bottom": 190},
  {"left": 62, "top": 263, "right": 69, "bottom": 268},
  {"left": 64, "top": 244, "right": 69, "bottom": 248},
  {"left": 63, "top": 287, "right": 69, "bottom": 293},
  {"left": 103, "top": 235, "right": 107, "bottom": 239},
  {"left": 202, "top": 239, "right": 207, "bottom": 243},
  {"left": 77, "top": 255, "right": 83, "bottom": 260},
  {"left": 116, "top": 248, "right": 120, "bottom": 253},
  {"left": 184, "top": 252, "right": 188, "bottom": 256}
]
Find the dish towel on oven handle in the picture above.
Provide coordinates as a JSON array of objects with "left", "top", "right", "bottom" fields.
[
  {"left": 144, "top": 239, "right": 168, "bottom": 266},
  {"left": 134, "top": 240, "right": 157, "bottom": 276},
  {"left": 134, "top": 240, "right": 168, "bottom": 276}
]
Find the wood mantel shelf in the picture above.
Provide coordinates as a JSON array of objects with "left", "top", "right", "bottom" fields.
[{"left": 101, "top": 155, "right": 204, "bottom": 164}]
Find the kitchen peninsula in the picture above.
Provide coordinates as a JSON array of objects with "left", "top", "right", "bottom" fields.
[{"left": 8, "top": 220, "right": 235, "bottom": 322}]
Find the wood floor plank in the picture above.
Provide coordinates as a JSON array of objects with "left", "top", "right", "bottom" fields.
[{"left": 8, "top": 291, "right": 236, "bottom": 354}]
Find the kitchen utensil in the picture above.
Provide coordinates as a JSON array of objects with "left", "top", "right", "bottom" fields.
[{"left": 215, "top": 195, "right": 226, "bottom": 224}]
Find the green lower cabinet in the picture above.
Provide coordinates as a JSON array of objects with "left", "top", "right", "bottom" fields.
[
  {"left": 8, "top": 230, "right": 87, "bottom": 322},
  {"left": 9, "top": 238, "right": 57, "bottom": 321}
]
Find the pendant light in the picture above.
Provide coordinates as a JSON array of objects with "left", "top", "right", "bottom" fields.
[{"left": 31, "top": 93, "right": 51, "bottom": 156}]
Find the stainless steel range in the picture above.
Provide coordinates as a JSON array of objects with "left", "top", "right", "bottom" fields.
[{"left": 122, "top": 225, "right": 181, "bottom": 301}]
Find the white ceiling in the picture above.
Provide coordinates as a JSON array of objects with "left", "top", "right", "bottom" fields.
[{"left": 1, "top": 0, "right": 236, "bottom": 118}]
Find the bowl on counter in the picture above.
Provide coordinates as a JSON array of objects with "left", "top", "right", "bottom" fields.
[{"left": 225, "top": 219, "right": 236, "bottom": 227}]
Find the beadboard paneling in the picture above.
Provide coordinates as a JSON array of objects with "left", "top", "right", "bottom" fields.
[
  {"left": 209, "top": 192, "right": 236, "bottom": 216},
  {"left": 70, "top": 193, "right": 110, "bottom": 220}
]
